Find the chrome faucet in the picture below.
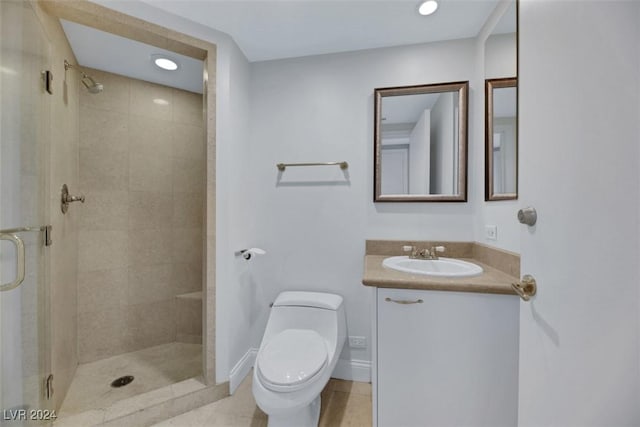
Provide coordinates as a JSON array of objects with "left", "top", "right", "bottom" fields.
[
  {"left": 402, "top": 245, "right": 446, "bottom": 260},
  {"left": 403, "top": 245, "right": 419, "bottom": 258}
]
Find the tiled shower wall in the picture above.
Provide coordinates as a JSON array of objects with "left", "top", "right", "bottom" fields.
[{"left": 77, "top": 68, "right": 204, "bottom": 363}]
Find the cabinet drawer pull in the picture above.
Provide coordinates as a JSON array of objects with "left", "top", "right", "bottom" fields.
[{"left": 385, "top": 297, "right": 423, "bottom": 305}]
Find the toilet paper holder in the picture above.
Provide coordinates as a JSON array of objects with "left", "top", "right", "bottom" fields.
[{"left": 236, "top": 248, "right": 266, "bottom": 260}]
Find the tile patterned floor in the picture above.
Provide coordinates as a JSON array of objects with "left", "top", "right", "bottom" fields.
[
  {"left": 58, "top": 342, "right": 202, "bottom": 418},
  {"left": 153, "top": 372, "right": 372, "bottom": 427},
  {"left": 319, "top": 379, "right": 372, "bottom": 427}
]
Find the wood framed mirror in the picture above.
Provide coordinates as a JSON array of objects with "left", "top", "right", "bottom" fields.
[
  {"left": 374, "top": 81, "right": 469, "bottom": 202},
  {"left": 485, "top": 77, "right": 517, "bottom": 201},
  {"left": 484, "top": 0, "right": 518, "bottom": 201}
]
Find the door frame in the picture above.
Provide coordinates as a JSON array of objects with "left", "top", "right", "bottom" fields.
[{"left": 38, "top": 0, "right": 218, "bottom": 386}]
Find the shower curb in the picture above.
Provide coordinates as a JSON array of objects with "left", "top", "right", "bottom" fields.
[{"left": 54, "top": 379, "right": 229, "bottom": 427}]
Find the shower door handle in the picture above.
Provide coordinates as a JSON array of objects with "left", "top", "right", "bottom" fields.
[
  {"left": 0, "top": 232, "right": 25, "bottom": 292},
  {"left": 0, "top": 225, "right": 51, "bottom": 292}
]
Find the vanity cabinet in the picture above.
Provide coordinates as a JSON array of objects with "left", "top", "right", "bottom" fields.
[{"left": 375, "top": 287, "right": 519, "bottom": 427}]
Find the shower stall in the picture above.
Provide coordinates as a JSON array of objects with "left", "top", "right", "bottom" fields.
[
  {"left": 57, "top": 63, "right": 206, "bottom": 418},
  {"left": 1, "top": 1, "right": 215, "bottom": 424}
]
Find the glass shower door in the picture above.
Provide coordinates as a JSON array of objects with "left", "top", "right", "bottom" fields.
[{"left": 0, "top": 1, "right": 52, "bottom": 425}]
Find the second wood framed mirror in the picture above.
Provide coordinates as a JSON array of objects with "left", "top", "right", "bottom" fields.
[{"left": 485, "top": 77, "right": 517, "bottom": 201}]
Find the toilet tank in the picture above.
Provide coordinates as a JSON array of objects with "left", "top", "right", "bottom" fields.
[{"left": 265, "top": 292, "right": 346, "bottom": 361}]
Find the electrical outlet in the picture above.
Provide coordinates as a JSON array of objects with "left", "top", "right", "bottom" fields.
[
  {"left": 485, "top": 225, "right": 498, "bottom": 240},
  {"left": 348, "top": 336, "right": 367, "bottom": 349}
]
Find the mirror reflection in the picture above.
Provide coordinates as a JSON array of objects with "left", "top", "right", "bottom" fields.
[
  {"left": 484, "top": 0, "right": 518, "bottom": 201},
  {"left": 486, "top": 78, "right": 517, "bottom": 198},
  {"left": 374, "top": 82, "right": 468, "bottom": 202}
]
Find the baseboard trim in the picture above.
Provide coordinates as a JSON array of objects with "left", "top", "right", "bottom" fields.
[
  {"left": 229, "top": 348, "right": 258, "bottom": 394},
  {"left": 332, "top": 358, "right": 371, "bottom": 383}
]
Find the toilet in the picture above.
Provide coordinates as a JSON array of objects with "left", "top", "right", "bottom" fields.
[{"left": 252, "top": 291, "right": 346, "bottom": 427}]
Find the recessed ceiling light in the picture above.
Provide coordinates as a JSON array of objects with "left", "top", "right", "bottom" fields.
[
  {"left": 152, "top": 55, "right": 179, "bottom": 71},
  {"left": 418, "top": 0, "right": 438, "bottom": 16}
]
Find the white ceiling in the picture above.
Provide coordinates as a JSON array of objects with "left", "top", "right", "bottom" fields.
[
  {"left": 382, "top": 93, "right": 441, "bottom": 125},
  {"left": 64, "top": 0, "right": 515, "bottom": 92},
  {"left": 61, "top": 20, "right": 204, "bottom": 93},
  {"left": 492, "top": 1, "right": 516, "bottom": 35},
  {"left": 138, "top": 0, "right": 503, "bottom": 62}
]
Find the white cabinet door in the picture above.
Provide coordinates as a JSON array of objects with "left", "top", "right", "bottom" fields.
[{"left": 377, "top": 288, "right": 519, "bottom": 427}]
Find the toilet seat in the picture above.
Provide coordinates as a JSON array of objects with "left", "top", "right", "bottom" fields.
[{"left": 257, "top": 329, "right": 328, "bottom": 392}]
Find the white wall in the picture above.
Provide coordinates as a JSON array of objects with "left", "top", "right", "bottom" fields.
[
  {"left": 218, "top": 39, "right": 259, "bottom": 386},
  {"left": 485, "top": 33, "right": 516, "bottom": 80},
  {"left": 90, "top": 0, "right": 253, "bottom": 384},
  {"left": 518, "top": 1, "right": 640, "bottom": 425},
  {"left": 248, "top": 39, "right": 477, "bottom": 369},
  {"left": 473, "top": 1, "right": 520, "bottom": 253}
]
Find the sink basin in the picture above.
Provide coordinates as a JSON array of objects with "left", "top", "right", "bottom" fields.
[{"left": 382, "top": 256, "right": 483, "bottom": 278}]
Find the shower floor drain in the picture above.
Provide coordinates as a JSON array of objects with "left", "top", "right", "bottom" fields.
[{"left": 111, "top": 375, "right": 134, "bottom": 388}]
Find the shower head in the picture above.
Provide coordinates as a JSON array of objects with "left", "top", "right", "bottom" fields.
[
  {"left": 81, "top": 73, "right": 103, "bottom": 94},
  {"left": 64, "top": 60, "right": 103, "bottom": 94}
]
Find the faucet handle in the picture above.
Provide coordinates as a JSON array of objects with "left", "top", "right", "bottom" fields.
[
  {"left": 428, "top": 245, "right": 446, "bottom": 259},
  {"left": 402, "top": 245, "right": 417, "bottom": 258}
]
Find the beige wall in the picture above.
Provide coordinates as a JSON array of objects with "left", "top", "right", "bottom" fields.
[
  {"left": 32, "top": 1, "right": 81, "bottom": 411},
  {"left": 77, "top": 68, "right": 204, "bottom": 363}
]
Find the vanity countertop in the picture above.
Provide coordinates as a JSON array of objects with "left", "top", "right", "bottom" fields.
[{"left": 362, "top": 254, "right": 518, "bottom": 295}]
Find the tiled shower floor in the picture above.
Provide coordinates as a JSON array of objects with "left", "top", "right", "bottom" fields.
[{"left": 58, "top": 342, "right": 202, "bottom": 418}]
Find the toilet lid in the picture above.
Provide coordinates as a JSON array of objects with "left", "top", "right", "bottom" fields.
[{"left": 257, "top": 329, "right": 328, "bottom": 388}]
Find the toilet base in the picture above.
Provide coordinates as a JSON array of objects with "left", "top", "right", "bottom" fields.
[{"left": 267, "top": 395, "right": 321, "bottom": 427}]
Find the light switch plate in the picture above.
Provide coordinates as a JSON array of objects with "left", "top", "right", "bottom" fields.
[{"left": 485, "top": 225, "right": 498, "bottom": 240}]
